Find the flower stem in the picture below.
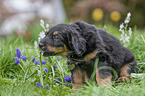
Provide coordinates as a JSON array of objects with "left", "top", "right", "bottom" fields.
[
  {"left": 20, "top": 59, "right": 27, "bottom": 70},
  {"left": 39, "top": 52, "right": 44, "bottom": 87},
  {"left": 51, "top": 66, "right": 55, "bottom": 88},
  {"left": 19, "top": 64, "right": 25, "bottom": 72}
]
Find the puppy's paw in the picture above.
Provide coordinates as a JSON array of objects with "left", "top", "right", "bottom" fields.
[{"left": 117, "top": 76, "right": 130, "bottom": 82}]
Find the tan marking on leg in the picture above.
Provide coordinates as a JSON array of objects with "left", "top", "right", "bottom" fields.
[
  {"left": 82, "top": 71, "right": 89, "bottom": 81},
  {"left": 73, "top": 69, "right": 89, "bottom": 89},
  {"left": 84, "top": 50, "right": 98, "bottom": 61},
  {"left": 96, "top": 69, "right": 112, "bottom": 86},
  {"left": 73, "top": 68, "right": 84, "bottom": 89},
  {"left": 120, "top": 64, "right": 130, "bottom": 77},
  {"left": 118, "top": 64, "right": 131, "bottom": 82}
]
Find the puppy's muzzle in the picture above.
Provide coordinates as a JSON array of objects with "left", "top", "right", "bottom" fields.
[
  {"left": 39, "top": 43, "right": 45, "bottom": 49},
  {"left": 39, "top": 43, "right": 55, "bottom": 56}
]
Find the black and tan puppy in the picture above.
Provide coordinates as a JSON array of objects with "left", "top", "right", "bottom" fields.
[{"left": 39, "top": 21, "right": 138, "bottom": 88}]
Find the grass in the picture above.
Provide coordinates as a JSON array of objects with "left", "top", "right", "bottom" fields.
[{"left": 0, "top": 24, "right": 145, "bottom": 96}]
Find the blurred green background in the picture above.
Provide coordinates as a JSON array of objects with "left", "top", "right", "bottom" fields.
[{"left": 0, "top": 0, "right": 145, "bottom": 42}]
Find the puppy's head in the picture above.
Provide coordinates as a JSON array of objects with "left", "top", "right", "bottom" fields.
[{"left": 39, "top": 23, "right": 86, "bottom": 57}]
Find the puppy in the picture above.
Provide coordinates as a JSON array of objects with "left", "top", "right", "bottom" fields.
[{"left": 39, "top": 21, "right": 138, "bottom": 88}]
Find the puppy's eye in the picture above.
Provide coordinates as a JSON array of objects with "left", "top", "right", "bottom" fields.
[
  {"left": 45, "top": 32, "right": 48, "bottom": 35},
  {"left": 53, "top": 35, "right": 59, "bottom": 40}
]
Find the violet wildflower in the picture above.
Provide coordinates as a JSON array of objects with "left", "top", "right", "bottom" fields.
[
  {"left": 35, "top": 60, "right": 40, "bottom": 65},
  {"left": 21, "top": 56, "right": 27, "bottom": 61},
  {"left": 52, "top": 65, "right": 57, "bottom": 68},
  {"left": 65, "top": 84, "right": 68, "bottom": 87},
  {"left": 41, "top": 61, "right": 47, "bottom": 65},
  {"left": 44, "top": 68, "right": 48, "bottom": 74},
  {"left": 64, "top": 76, "right": 72, "bottom": 82},
  {"left": 16, "top": 49, "right": 22, "bottom": 58},
  {"left": 31, "top": 56, "right": 35, "bottom": 62},
  {"left": 14, "top": 57, "right": 20, "bottom": 64},
  {"left": 36, "top": 82, "right": 42, "bottom": 87},
  {"left": 46, "top": 84, "right": 50, "bottom": 89},
  {"left": 56, "top": 78, "right": 61, "bottom": 82}
]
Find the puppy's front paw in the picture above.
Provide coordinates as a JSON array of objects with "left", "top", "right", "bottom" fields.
[{"left": 72, "top": 84, "right": 84, "bottom": 89}]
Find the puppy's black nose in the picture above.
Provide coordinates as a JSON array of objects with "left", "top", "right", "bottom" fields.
[{"left": 39, "top": 43, "right": 44, "bottom": 48}]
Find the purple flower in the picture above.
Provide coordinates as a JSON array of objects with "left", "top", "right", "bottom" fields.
[
  {"left": 52, "top": 65, "right": 57, "bottom": 68},
  {"left": 46, "top": 84, "right": 50, "bottom": 89},
  {"left": 16, "top": 49, "right": 22, "bottom": 58},
  {"left": 65, "top": 84, "right": 68, "bottom": 87},
  {"left": 35, "top": 60, "right": 40, "bottom": 65},
  {"left": 36, "top": 82, "right": 42, "bottom": 87},
  {"left": 64, "top": 76, "right": 72, "bottom": 82},
  {"left": 31, "top": 56, "right": 35, "bottom": 62},
  {"left": 56, "top": 78, "right": 61, "bottom": 82},
  {"left": 21, "top": 56, "right": 27, "bottom": 61},
  {"left": 41, "top": 61, "right": 47, "bottom": 65},
  {"left": 44, "top": 68, "right": 48, "bottom": 74},
  {"left": 14, "top": 57, "right": 20, "bottom": 64}
]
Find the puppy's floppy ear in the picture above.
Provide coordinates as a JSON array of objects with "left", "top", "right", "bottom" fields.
[{"left": 71, "top": 31, "right": 86, "bottom": 57}]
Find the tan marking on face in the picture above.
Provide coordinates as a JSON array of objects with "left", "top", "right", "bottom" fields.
[
  {"left": 120, "top": 64, "right": 130, "bottom": 77},
  {"left": 47, "top": 29, "right": 49, "bottom": 33},
  {"left": 96, "top": 69, "right": 112, "bottom": 86},
  {"left": 53, "top": 31, "right": 58, "bottom": 35},
  {"left": 84, "top": 50, "right": 98, "bottom": 61},
  {"left": 46, "top": 44, "right": 68, "bottom": 56}
]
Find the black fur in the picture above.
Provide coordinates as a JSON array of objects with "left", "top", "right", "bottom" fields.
[{"left": 39, "top": 21, "right": 138, "bottom": 86}]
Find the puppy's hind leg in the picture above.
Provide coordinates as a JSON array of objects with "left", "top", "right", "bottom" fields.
[
  {"left": 117, "top": 59, "right": 138, "bottom": 82},
  {"left": 96, "top": 61, "right": 112, "bottom": 86},
  {"left": 96, "top": 69, "right": 112, "bottom": 86}
]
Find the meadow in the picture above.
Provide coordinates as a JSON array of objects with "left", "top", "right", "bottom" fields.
[{"left": 1, "top": 20, "right": 145, "bottom": 96}]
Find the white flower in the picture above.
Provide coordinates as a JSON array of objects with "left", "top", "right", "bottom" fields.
[
  {"left": 34, "top": 41, "right": 38, "bottom": 49},
  {"left": 120, "top": 34, "right": 130, "bottom": 43},
  {"left": 124, "top": 12, "right": 131, "bottom": 24},
  {"left": 38, "top": 31, "right": 45, "bottom": 42},
  {"left": 40, "top": 19, "right": 45, "bottom": 29},
  {"left": 128, "top": 27, "right": 132, "bottom": 36},
  {"left": 119, "top": 12, "right": 132, "bottom": 45},
  {"left": 119, "top": 29, "right": 124, "bottom": 34},
  {"left": 119, "top": 23, "right": 125, "bottom": 34},
  {"left": 39, "top": 31, "right": 45, "bottom": 39},
  {"left": 125, "top": 35, "right": 130, "bottom": 43},
  {"left": 120, "top": 23, "right": 124, "bottom": 30},
  {"left": 46, "top": 24, "right": 49, "bottom": 29},
  {"left": 124, "top": 19, "right": 130, "bottom": 24},
  {"left": 127, "top": 12, "right": 131, "bottom": 18},
  {"left": 38, "top": 37, "right": 41, "bottom": 42}
]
